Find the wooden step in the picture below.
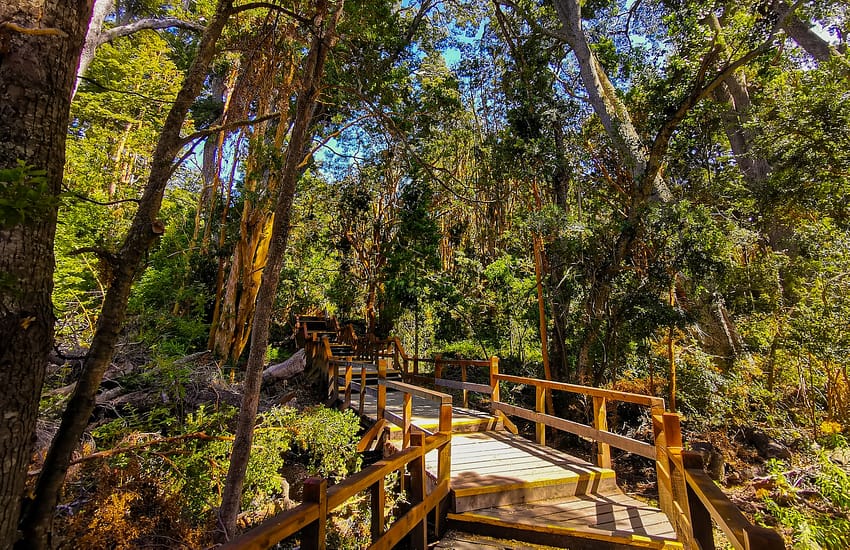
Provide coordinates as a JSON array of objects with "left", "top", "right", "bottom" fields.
[
  {"left": 447, "top": 493, "right": 680, "bottom": 550},
  {"left": 429, "top": 432, "right": 618, "bottom": 513}
]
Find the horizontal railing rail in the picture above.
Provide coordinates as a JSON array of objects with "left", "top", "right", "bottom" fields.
[{"left": 220, "top": 432, "right": 449, "bottom": 550}]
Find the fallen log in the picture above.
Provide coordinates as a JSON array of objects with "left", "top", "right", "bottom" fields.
[{"left": 262, "top": 348, "right": 306, "bottom": 384}]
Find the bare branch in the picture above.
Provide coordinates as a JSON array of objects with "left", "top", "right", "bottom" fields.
[
  {"left": 229, "top": 2, "right": 312, "bottom": 25},
  {"left": 78, "top": 75, "right": 175, "bottom": 103},
  {"left": 64, "top": 188, "right": 142, "bottom": 206},
  {"left": 96, "top": 17, "right": 206, "bottom": 46},
  {"left": 180, "top": 111, "right": 282, "bottom": 146}
]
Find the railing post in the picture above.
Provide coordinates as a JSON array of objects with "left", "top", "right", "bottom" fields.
[
  {"left": 435, "top": 399, "right": 452, "bottom": 539},
  {"left": 403, "top": 389, "right": 412, "bottom": 449},
  {"left": 683, "top": 450, "right": 715, "bottom": 550},
  {"left": 653, "top": 413, "right": 674, "bottom": 522},
  {"left": 408, "top": 432, "right": 427, "bottom": 550},
  {"left": 434, "top": 353, "right": 443, "bottom": 380},
  {"left": 302, "top": 478, "right": 327, "bottom": 550},
  {"left": 535, "top": 385, "right": 546, "bottom": 446},
  {"left": 592, "top": 396, "right": 612, "bottom": 468},
  {"left": 744, "top": 525, "right": 786, "bottom": 550},
  {"left": 461, "top": 364, "right": 468, "bottom": 408},
  {"left": 377, "top": 359, "right": 387, "bottom": 424},
  {"left": 489, "top": 356, "right": 500, "bottom": 413},
  {"left": 343, "top": 359, "right": 353, "bottom": 410},
  {"left": 370, "top": 477, "right": 385, "bottom": 543},
  {"left": 359, "top": 362, "right": 367, "bottom": 416},
  {"left": 661, "top": 412, "right": 695, "bottom": 547}
]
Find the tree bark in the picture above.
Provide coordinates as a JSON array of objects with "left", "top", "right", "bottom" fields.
[
  {"left": 218, "top": 0, "right": 344, "bottom": 537},
  {"left": 0, "top": 1, "right": 92, "bottom": 547},
  {"left": 17, "top": 1, "right": 232, "bottom": 547},
  {"left": 552, "top": 0, "right": 671, "bottom": 202},
  {"left": 209, "top": 47, "right": 298, "bottom": 363},
  {"left": 773, "top": 0, "right": 842, "bottom": 62}
]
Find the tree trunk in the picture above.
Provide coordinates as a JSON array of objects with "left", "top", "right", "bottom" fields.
[
  {"left": 73, "top": 0, "right": 206, "bottom": 99},
  {"left": 209, "top": 50, "right": 297, "bottom": 363},
  {"left": 773, "top": 0, "right": 843, "bottom": 62},
  {"left": 218, "top": 0, "right": 343, "bottom": 537},
  {"left": 0, "top": 1, "right": 92, "bottom": 547},
  {"left": 73, "top": 0, "right": 112, "bottom": 98},
  {"left": 552, "top": 0, "right": 671, "bottom": 202},
  {"left": 17, "top": 2, "right": 232, "bottom": 546}
]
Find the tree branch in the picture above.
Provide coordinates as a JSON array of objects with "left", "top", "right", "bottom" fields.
[
  {"left": 64, "top": 187, "right": 142, "bottom": 206},
  {"left": 28, "top": 432, "right": 234, "bottom": 475},
  {"left": 96, "top": 17, "right": 206, "bottom": 46},
  {"left": 495, "top": 0, "right": 570, "bottom": 43},
  {"left": 229, "top": 2, "right": 312, "bottom": 25},
  {"left": 644, "top": 41, "right": 775, "bottom": 191},
  {"left": 180, "top": 111, "right": 282, "bottom": 146}
]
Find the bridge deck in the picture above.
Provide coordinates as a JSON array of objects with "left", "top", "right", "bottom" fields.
[{"left": 350, "top": 380, "right": 681, "bottom": 549}]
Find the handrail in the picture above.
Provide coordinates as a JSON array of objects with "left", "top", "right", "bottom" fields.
[
  {"left": 489, "top": 374, "right": 782, "bottom": 550},
  {"left": 680, "top": 451, "right": 784, "bottom": 550},
  {"left": 220, "top": 432, "right": 449, "bottom": 550}
]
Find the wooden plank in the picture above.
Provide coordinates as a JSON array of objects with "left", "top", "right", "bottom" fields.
[
  {"left": 535, "top": 386, "right": 546, "bottom": 446},
  {"left": 403, "top": 392, "right": 412, "bottom": 448},
  {"left": 684, "top": 467, "right": 771, "bottom": 550},
  {"left": 370, "top": 479, "right": 449, "bottom": 550},
  {"left": 381, "top": 379, "right": 453, "bottom": 405},
  {"left": 434, "top": 378, "right": 491, "bottom": 394},
  {"left": 493, "top": 402, "right": 656, "bottom": 459},
  {"left": 409, "top": 433, "right": 427, "bottom": 549},
  {"left": 593, "top": 396, "right": 612, "bottom": 468},
  {"left": 217, "top": 501, "right": 319, "bottom": 550},
  {"left": 357, "top": 419, "right": 387, "bottom": 452},
  {"left": 494, "top": 373, "right": 664, "bottom": 407},
  {"left": 327, "top": 447, "right": 420, "bottom": 510},
  {"left": 447, "top": 510, "right": 682, "bottom": 549}
]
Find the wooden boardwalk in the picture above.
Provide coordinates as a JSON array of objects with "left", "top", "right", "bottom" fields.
[
  {"left": 222, "top": 319, "right": 784, "bottom": 550},
  {"left": 354, "top": 378, "right": 681, "bottom": 549}
]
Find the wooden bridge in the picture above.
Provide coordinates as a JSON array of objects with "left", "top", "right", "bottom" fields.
[{"left": 222, "top": 315, "right": 785, "bottom": 550}]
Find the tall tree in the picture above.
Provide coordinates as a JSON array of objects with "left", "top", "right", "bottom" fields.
[
  {"left": 218, "top": 0, "right": 344, "bottom": 537},
  {"left": 0, "top": 1, "right": 92, "bottom": 547}
]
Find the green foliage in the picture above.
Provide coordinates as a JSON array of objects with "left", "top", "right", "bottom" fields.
[
  {"left": 290, "top": 407, "right": 362, "bottom": 480},
  {"left": 758, "top": 451, "right": 850, "bottom": 550},
  {"left": 0, "top": 161, "right": 58, "bottom": 228}
]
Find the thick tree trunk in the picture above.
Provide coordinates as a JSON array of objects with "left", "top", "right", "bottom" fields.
[
  {"left": 17, "top": 2, "right": 232, "bottom": 546},
  {"left": 0, "top": 1, "right": 92, "bottom": 547},
  {"left": 218, "top": 0, "right": 344, "bottom": 537},
  {"left": 552, "top": 0, "right": 671, "bottom": 202}
]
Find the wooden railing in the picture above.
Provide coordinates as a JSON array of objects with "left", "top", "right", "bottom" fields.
[
  {"left": 317, "top": 331, "right": 783, "bottom": 550},
  {"left": 219, "top": 431, "right": 450, "bottom": 550},
  {"left": 224, "top": 357, "right": 454, "bottom": 550},
  {"left": 489, "top": 374, "right": 783, "bottom": 550}
]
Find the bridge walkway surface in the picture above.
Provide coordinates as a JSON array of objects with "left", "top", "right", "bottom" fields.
[{"left": 355, "top": 378, "right": 680, "bottom": 549}]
